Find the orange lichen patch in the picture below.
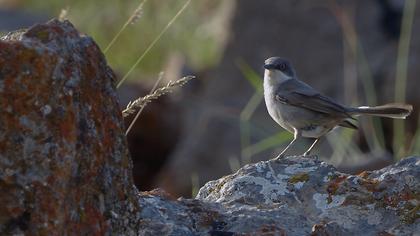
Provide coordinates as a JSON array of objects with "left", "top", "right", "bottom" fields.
[
  {"left": 326, "top": 175, "right": 347, "bottom": 195},
  {"left": 251, "top": 224, "right": 287, "bottom": 236},
  {"left": 101, "top": 118, "right": 119, "bottom": 149},
  {"left": 66, "top": 204, "right": 107, "bottom": 236},
  {"left": 359, "top": 178, "right": 380, "bottom": 192},
  {"left": 144, "top": 189, "right": 177, "bottom": 201},
  {"left": 400, "top": 204, "right": 420, "bottom": 224},
  {"left": 342, "top": 194, "right": 375, "bottom": 206},
  {"left": 399, "top": 190, "right": 415, "bottom": 202},
  {"left": 7, "top": 207, "right": 26, "bottom": 219},
  {"left": 0, "top": 45, "right": 57, "bottom": 127},
  {"left": 383, "top": 188, "right": 417, "bottom": 208},
  {"left": 357, "top": 171, "right": 371, "bottom": 179},
  {"left": 0, "top": 184, "right": 24, "bottom": 221},
  {"left": 381, "top": 190, "right": 419, "bottom": 224},
  {"left": 24, "top": 184, "right": 61, "bottom": 233},
  {"left": 326, "top": 175, "right": 347, "bottom": 204},
  {"left": 383, "top": 195, "right": 399, "bottom": 208},
  {"left": 0, "top": 40, "right": 10, "bottom": 50},
  {"left": 58, "top": 110, "right": 77, "bottom": 143},
  {"left": 82, "top": 205, "right": 109, "bottom": 235}
]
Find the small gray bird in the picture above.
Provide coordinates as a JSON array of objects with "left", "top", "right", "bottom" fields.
[{"left": 263, "top": 57, "right": 413, "bottom": 159}]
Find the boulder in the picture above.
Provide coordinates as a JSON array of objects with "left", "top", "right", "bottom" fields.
[
  {"left": 138, "top": 156, "right": 419, "bottom": 235},
  {"left": 196, "top": 156, "right": 420, "bottom": 235},
  {"left": 0, "top": 19, "right": 139, "bottom": 235}
]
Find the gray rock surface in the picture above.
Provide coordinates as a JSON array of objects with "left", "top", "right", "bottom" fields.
[
  {"left": 139, "top": 156, "right": 419, "bottom": 235},
  {"left": 0, "top": 19, "right": 140, "bottom": 235}
]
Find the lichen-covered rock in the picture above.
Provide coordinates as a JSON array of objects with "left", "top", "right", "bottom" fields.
[
  {"left": 132, "top": 155, "right": 420, "bottom": 235},
  {"left": 196, "top": 156, "right": 420, "bottom": 235},
  {"left": 0, "top": 20, "right": 139, "bottom": 235},
  {"left": 135, "top": 156, "right": 419, "bottom": 235}
]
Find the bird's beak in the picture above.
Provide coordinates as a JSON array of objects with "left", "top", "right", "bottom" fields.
[{"left": 264, "top": 64, "right": 275, "bottom": 70}]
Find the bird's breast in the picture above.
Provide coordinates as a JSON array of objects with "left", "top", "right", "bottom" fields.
[{"left": 264, "top": 91, "right": 293, "bottom": 132}]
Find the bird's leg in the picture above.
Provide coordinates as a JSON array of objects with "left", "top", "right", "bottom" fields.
[
  {"left": 303, "top": 138, "right": 320, "bottom": 156},
  {"left": 274, "top": 129, "right": 300, "bottom": 160}
]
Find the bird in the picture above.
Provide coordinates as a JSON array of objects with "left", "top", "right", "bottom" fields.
[{"left": 263, "top": 57, "right": 413, "bottom": 160}]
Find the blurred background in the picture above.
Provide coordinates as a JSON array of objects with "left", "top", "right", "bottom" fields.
[{"left": 1, "top": 0, "right": 419, "bottom": 197}]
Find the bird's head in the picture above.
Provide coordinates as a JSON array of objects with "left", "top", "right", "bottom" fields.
[{"left": 263, "top": 57, "right": 296, "bottom": 84}]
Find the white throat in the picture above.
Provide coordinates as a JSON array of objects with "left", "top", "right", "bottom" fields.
[{"left": 263, "top": 69, "right": 292, "bottom": 94}]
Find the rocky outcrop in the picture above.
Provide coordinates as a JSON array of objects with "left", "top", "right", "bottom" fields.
[
  {"left": 0, "top": 20, "right": 139, "bottom": 235},
  {"left": 137, "top": 156, "right": 419, "bottom": 235},
  {"left": 196, "top": 156, "right": 420, "bottom": 235}
]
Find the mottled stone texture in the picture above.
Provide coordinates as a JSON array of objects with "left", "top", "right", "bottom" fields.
[
  {"left": 196, "top": 156, "right": 420, "bottom": 235},
  {"left": 0, "top": 20, "right": 139, "bottom": 235},
  {"left": 138, "top": 156, "right": 419, "bottom": 236}
]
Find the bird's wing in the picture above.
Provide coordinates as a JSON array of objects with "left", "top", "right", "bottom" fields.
[{"left": 275, "top": 79, "right": 351, "bottom": 118}]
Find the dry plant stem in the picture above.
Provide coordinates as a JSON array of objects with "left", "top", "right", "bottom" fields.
[
  {"left": 393, "top": 0, "right": 416, "bottom": 158},
  {"left": 329, "top": 1, "right": 385, "bottom": 151},
  {"left": 104, "top": 0, "right": 148, "bottom": 54},
  {"left": 122, "top": 75, "right": 195, "bottom": 118},
  {"left": 116, "top": 0, "right": 192, "bottom": 88},
  {"left": 408, "top": 116, "right": 420, "bottom": 154},
  {"left": 125, "top": 72, "right": 165, "bottom": 136},
  {"left": 58, "top": 7, "right": 70, "bottom": 21}
]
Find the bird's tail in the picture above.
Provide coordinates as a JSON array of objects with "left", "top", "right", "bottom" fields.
[{"left": 347, "top": 103, "right": 413, "bottom": 119}]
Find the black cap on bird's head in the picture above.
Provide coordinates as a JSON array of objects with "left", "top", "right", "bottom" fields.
[{"left": 264, "top": 57, "right": 295, "bottom": 77}]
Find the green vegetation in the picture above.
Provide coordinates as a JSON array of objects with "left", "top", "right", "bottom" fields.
[{"left": 23, "top": 0, "right": 224, "bottom": 79}]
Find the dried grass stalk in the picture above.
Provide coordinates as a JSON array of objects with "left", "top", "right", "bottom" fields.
[
  {"left": 59, "top": 7, "right": 70, "bottom": 21},
  {"left": 122, "top": 75, "right": 195, "bottom": 117},
  {"left": 125, "top": 72, "right": 165, "bottom": 135}
]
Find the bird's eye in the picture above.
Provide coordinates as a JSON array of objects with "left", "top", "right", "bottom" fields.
[{"left": 279, "top": 63, "right": 287, "bottom": 71}]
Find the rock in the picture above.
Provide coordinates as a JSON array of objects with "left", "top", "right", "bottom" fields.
[
  {"left": 195, "top": 156, "right": 420, "bottom": 235},
  {"left": 0, "top": 20, "right": 139, "bottom": 235},
  {"left": 139, "top": 156, "right": 420, "bottom": 235}
]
